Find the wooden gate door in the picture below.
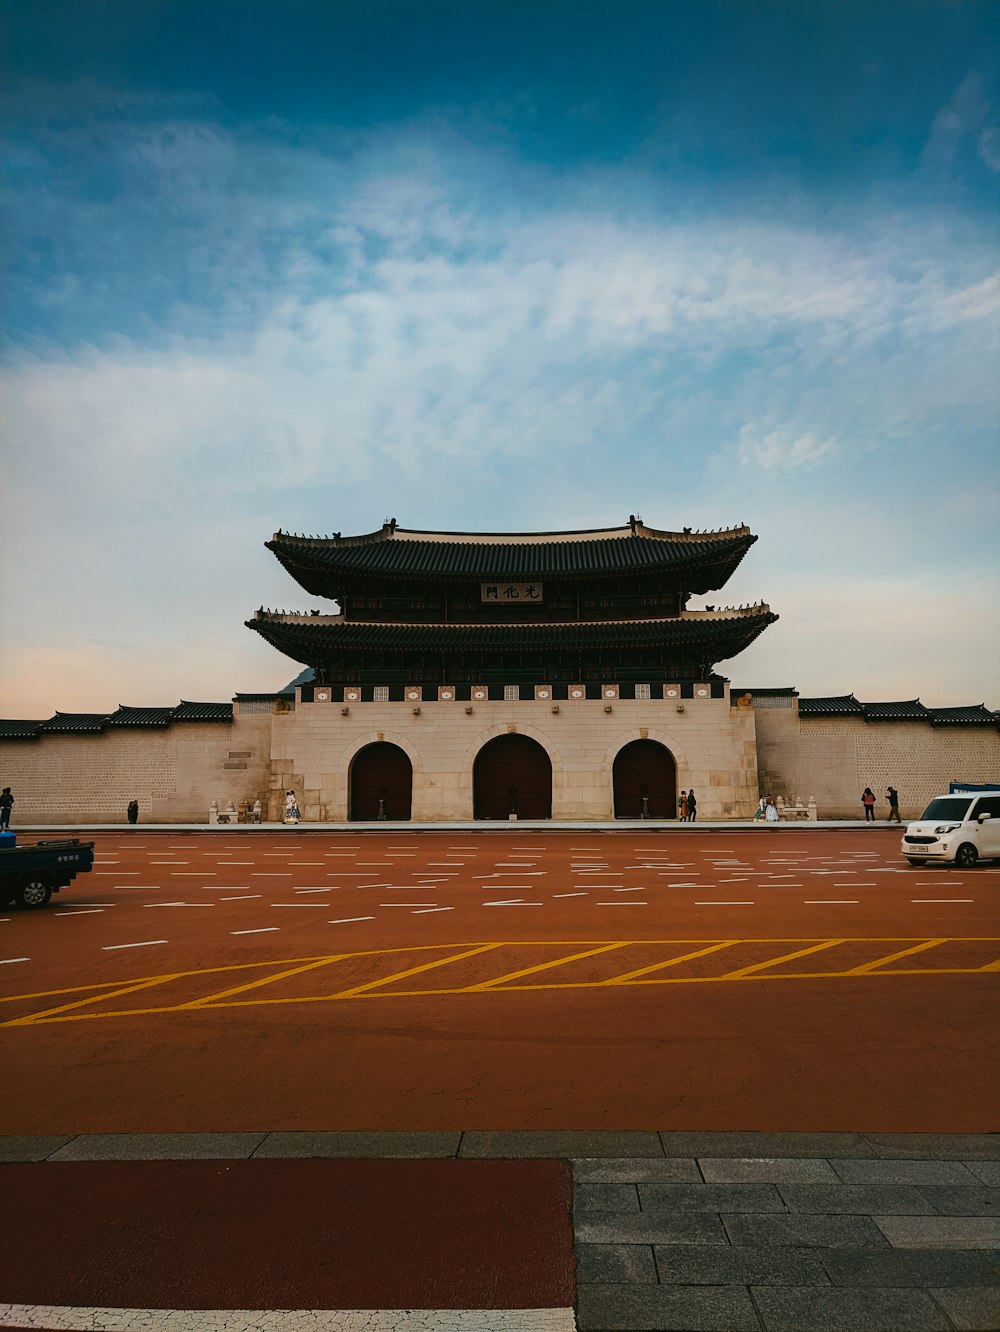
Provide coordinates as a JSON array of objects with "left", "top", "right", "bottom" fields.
[
  {"left": 473, "top": 735, "right": 552, "bottom": 820},
  {"left": 350, "top": 743, "right": 413, "bottom": 821},
  {"left": 613, "top": 739, "right": 676, "bottom": 819}
]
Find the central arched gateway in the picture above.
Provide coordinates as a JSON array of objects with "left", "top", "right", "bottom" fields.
[
  {"left": 474, "top": 734, "right": 552, "bottom": 820},
  {"left": 349, "top": 742, "right": 413, "bottom": 821},
  {"left": 613, "top": 739, "right": 677, "bottom": 819}
]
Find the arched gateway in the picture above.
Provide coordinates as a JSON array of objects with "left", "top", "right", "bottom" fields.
[
  {"left": 249, "top": 517, "right": 777, "bottom": 822},
  {"left": 349, "top": 742, "right": 413, "bottom": 821},
  {"left": 474, "top": 734, "right": 552, "bottom": 820},
  {"left": 613, "top": 739, "right": 677, "bottom": 819}
]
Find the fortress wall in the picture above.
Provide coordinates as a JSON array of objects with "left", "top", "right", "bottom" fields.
[
  {"left": 267, "top": 692, "right": 761, "bottom": 821},
  {"left": 0, "top": 713, "right": 272, "bottom": 824},
  {"left": 753, "top": 710, "right": 1000, "bottom": 819},
  {"left": 2, "top": 699, "right": 995, "bottom": 823}
]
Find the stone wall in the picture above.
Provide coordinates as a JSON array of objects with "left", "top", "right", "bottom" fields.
[
  {"left": 267, "top": 691, "right": 760, "bottom": 821},
  {"left": 3, "top": 692, "right": 996, "bottom": 823},
  {"left": 0, "top": 714, "right": 272, "bottom": 824},
  {"left": 753, "top": 708, "right": 1000, "bottom": 819}
]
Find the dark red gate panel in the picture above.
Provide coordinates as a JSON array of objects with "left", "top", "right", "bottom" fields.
[
  {"left": 613, "top": 739, "right": 676, "bottom": 819},
  {"left": 350, "top": 743, "right": 413, "bottom": 821},
  {"left": 473, "top": 735, "right": 552, "bottom": 820}
]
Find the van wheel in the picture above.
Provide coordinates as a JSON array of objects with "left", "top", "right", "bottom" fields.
[
  {"left": 955, "top": 844, "right": 979, "bottom": 869},
  {"left": 15, "top": 876, "right": 53, "bottom": 910},
  {"left": 905, "top": 858, "right": 926, "bottom": 866}
]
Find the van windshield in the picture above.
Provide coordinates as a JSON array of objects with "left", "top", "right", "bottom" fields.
[{"left": 920, "top": 797, "right": 972, "bottom": 821}]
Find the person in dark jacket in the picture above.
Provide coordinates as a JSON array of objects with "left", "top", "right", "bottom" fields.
[
  {"left": 686, "top": 789, "right": 698, "bottom": 822},
  {"left": 127, "top": 799, "right": 139, "bottom": 825},
  {"left": 886, "top": 786, "right": 901, "bottom": 822},
  {"left": 0, "top": 787, "right": 13, "bottom": 830}
]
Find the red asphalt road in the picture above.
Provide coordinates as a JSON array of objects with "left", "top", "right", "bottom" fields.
[
  {"left": 1, "top": 828, "right": 998, "bottom": 1133},
  {"left": 0, "top": 1158, "right": 574, "bottom": 1314}
]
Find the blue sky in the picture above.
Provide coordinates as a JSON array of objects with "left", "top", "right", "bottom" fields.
[{"left": 2, "top": 0, "right": 998, "bottom": 714}]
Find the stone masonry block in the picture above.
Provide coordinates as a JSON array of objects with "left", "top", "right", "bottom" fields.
[
  {"left": 576, "top": 1282, "right": 761, "bottom": 1331},
  {"left": 722, "top": 1213, "right": 892, "bottom": 1249},
  {"left": 834, "top": 1160, "right": 981, "bottom": 1187},
  {"left": 654, "top": 1243, "right": 830, "bottom": 1287},
  {"left": 874, "top": 1216, "right": 1000, "bottom": 1249},
  {"left": 778, "top": 1184, "right": 934, "bottom": 1215},
  {"left": 640, "top": 1182, "right": 786, "bottom": 1214},
  {"left": 821, "top": 1249, "right": 1000, "bottom": 1287},
  {"left": 574, "top": 1243, "right": 658, "bottom": 1285},
  {"left": 701, "top": 1157, "right": 841, "bottom": 1184},
  {"left": 572, "top": 1158, "right": 702, "bottom": 1184},
  {"left": 750, "top": 1286, "right": 951, "bottom": 1331}
]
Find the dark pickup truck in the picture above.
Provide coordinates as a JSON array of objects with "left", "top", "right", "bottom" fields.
[{"left": 0, "top": 838, "right": 96, "bottom": 910}]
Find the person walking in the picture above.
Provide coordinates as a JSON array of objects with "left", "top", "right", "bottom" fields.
[
  {"left": 764, "top": 796, "right": 779, "bottom": 822},
  {"left": 886, "top": 786, "right": 901, "bottom": 823},
  {"left": 687, "top": 789, "right": 698, "bottom": 822},
  {"left": 284, "top": 790, "right": 301, "bottom": 824},
  {"left": 127, "top": 799, "right": 139, "bottom": 825},
  {"left": 678, "top": 789, "right": 688, "bottom": 821},
  {"left": 0, "top": 787, "right": 12, "bottom": 830},
  {"left": 862, "top": 787, "right": 877, "bottom": 822}
]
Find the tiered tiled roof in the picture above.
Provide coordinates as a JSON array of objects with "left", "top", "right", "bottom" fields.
[
  {"left": 38, "top": 712, "right": 110, "bottom": 733},
  {"left": 0, "top": 702, "right": 233, "bottom": 740},
  {"left": 928, "top": 704, "right": 996, "bottom": 726},
  {"left": 106, "top": 706, "right": 176, "bottom": 728},
  {"left": 0, "top": 720, "right": 44, "bottom": 739},
  {"left": 247, "top": 606, "right": 778, "bottom": 667},
  {"left": 797, "top": 694, "right": 864, "bottom": 716},
  {"left": 796, "top": 696, "right": 998, "bottom": 728},
  {"left": 266, "top": 520, "right": 758, "bottom": 596},
  {"left": 858, "top": 699, "right": 929, "bottom": 722},
  {"left": 172, "top": 701, "right": 236, "bottom": 722}
]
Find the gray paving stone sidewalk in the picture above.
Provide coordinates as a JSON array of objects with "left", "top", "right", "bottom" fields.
[
  {"left": 2, "top": 1130, "right": 998, "bottom": 1329},
  {"left": 572, "top": 1138, "right": 1000, "bottom": 1332}
]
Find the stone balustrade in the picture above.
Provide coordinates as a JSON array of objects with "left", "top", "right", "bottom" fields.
[{"left": 774, "top": 795, "right": 818, "bottom": 820}]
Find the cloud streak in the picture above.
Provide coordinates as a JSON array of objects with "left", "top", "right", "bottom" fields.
[{"left": 2, "top": 75, "right": 998, "bottom": 716}]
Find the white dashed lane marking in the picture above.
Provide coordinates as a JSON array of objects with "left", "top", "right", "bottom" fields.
[
  {"left": 328, "top": 917, "right": 375, "bottom": 924},
  {"left": 1, "top": 957, "right": 29, "bottom": 964},
  {"left": 231, "top": 928, "right": 279, "bottom": 935},
  {"left": 102, "top": 940, "right": 168, "bottom": 951}
]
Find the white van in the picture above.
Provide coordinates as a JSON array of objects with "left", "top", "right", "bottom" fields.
[{"left": 902, "top": 790, "right": 1000, "bottom": 867}]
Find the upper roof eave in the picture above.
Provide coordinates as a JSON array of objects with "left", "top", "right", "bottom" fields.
[{"left": 266, "top": 522, "right": 758, "bottom": 592}]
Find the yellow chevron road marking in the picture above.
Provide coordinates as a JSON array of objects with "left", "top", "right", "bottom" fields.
[{"left": 2, "top": 938, "right": 995, "bottom": 1026}]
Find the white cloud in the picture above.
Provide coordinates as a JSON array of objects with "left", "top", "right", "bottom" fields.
[
  {"left": 2, "top": 130, "right": 998, "bottom": 715},
  {"left": 922, "top": 71, "right": 999, "bottom": 176},
  {"left": 735, "top": 423, "right": 836, "bottom": 471}
]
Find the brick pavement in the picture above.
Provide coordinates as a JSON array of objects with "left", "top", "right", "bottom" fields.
[{"left": 2, "top": 1131, "right": 998, "bottom": 1330}]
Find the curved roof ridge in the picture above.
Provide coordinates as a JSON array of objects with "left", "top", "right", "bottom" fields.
[{"left": 271, "top": 519, "right": 752, "bottom": 548}]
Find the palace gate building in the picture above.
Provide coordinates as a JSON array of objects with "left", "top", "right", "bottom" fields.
[
  {"left": 2, "top": 517, "right": 996, "bottom": 824},
  {"left": 245, "top": 518, "right": 777, "bottom": 822}
]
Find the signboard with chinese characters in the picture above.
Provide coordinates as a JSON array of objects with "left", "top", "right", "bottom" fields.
[{"left": 480, "top": 582, "right": 544, "bottom": 603}]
